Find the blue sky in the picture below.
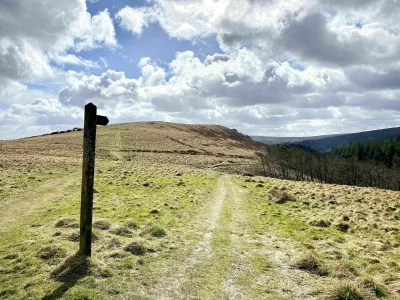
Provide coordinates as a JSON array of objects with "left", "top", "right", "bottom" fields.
[
  {"left": 77, "top": 0, "right": 222, "bottom": 79},
  {"left": 1, "top": 0, "right": 400, "bottom": 140},
  {"left": 77, "top": 24, "right": 222, "bottom": 78}
]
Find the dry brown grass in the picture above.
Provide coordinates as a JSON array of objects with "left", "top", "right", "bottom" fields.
[
  {"left": 246, "top": 175, "right": 400, "bottom": 298},
  {"left": 114, "top": 121, "right": 264, "bottom": 158},
  {"left": 293, "top": 254, "right": 329, "bottom": 276},
  {"left": 268, "top": 186, "right": 296, "bottom": 203},
  {"left": 0, "top": 122, "right": 262, "bottom": 206}
]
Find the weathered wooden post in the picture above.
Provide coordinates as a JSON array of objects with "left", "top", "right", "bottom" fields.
[{"left": 79, "top": 103, "right": 109, "bottom": 256}]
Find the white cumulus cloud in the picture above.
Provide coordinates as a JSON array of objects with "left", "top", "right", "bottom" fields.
[{"left": 116, "top": 6, "right": 157, "bottom": 36}]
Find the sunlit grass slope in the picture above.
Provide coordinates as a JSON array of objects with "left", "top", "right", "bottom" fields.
[{"left": 0, "top": 122, "right": 399, "bottom": 299}]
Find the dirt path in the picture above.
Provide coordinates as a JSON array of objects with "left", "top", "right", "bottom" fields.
[
  {"left": 114, "top": 130, "right": 121, "bottom": 148},
  {"left": 153, "top": 176, "right": 228, "bottom": 299},
  {"left": 110, "top": 129, "right": 123, "bottom": 160},
  {"left": 0, "top": 171, "right": 79, "bottom": 231},
  {"left": 225, "top": 178, "right": 327, "bottom": 299},
  {"left": 151, "top": 175, "right": 326, "bottom": 300},
  {"left": 153, "top": 175, "right": 264, "bottom": 299}
]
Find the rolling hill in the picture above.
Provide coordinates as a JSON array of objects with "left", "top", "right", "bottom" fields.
[
  {"left": 253, "top": 126, "right": 400, "bottom": 153},
  {"left": 1, "top": 122, "right": 399, "bottom": 299},
  {"left": 1, "top": 121, "right": 265, "bottom": 160}
]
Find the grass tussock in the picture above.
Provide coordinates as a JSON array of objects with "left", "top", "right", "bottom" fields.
[
  {"left": 107, "top": 251, "right": 127, "bottom": 259},
  {"left": 331, "top": 261, "right": 359, "bottom": 279},
  {"left": 309, "top": 219, "right": 331, "bottom": 227},
  {"left": 0, "top": 290, "right": 16, "bottom": 298},
  {"left": 362, "top": 278, "right": 388, "bottom": 298},
  {"left": 326, "top": 284, "right": 364, "bottom": 300},
  {"left": 336, "top": 222, "right": 350, "bottom": 232},
  {"left": 110, "top": 225, "right": 132, "bottom": 237},
  {"left": 125, "top": 219, "right": 138, "bottom": 229},
  {"left": 103, "top": 237, "right": 122, "bottom": 249},
  {"left": 93, "top": 219, "right": 111, "bottom": 230},
  {"left": 293, "top": 254, "right": 329, "bottom": 276},
  {"left": 3, "top": 254, "right": 18, "bottom": 260},
  {"left": 37, "top": 245, "right": 66, "bottom": 260},
  {"left": 93, "top": 268, "right": 113, "bottom": 279},
  {"left": 54, "top": 218, "right": 78, "bottom": 228},
  {"left": 67, "top": 232, "right": 80, "bottom": 242},
  {"left": 140, "top": 225, "right": 167, "bottom": 238},
  {"left": 140, "top": 224, "right": 167, "bottom": 238},
  {"left": 268, "top": 187, "right": 295, "bottom": 204},
  {"left": 123, "top": 240, "right": 148, "bottom": 256},
  {"left": 67, "top": 231, "right": 99, "bottom": 243},
  {"left": 149, "top": 209, "right": 160, "bottom": 214}
]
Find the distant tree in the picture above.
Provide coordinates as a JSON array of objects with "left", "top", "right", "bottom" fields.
[{"left": 257, "top": 135, "right": 400, "bottom": 191}]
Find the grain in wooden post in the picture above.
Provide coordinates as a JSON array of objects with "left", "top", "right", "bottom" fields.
[{"left": 79, "top": 103, "right": 109, "bottom": 257}]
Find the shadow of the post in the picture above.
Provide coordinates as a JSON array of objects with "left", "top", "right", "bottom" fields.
[{"left": 42, "top": 252, "right": 90, "bottom": 300}]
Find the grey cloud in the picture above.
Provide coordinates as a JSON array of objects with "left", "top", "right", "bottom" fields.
[
  {"left": 217, "top": 17, "right": 274, "bottom": 52},
  {"left": 279, "top": 13, "right": 360, "bottom": 67},
  {"left": 150, "top": 92, "right": 215, "bottom": 112},
  {"left": 0, "top": 0, "right": 80, "bottom": 45},
  {"left": 342, "top": 91, "right": 400, "bottom": 111},
  {"left": 205, "top": 69, "right": 316, "bottom": 108},
  {"left": 318, "top": 0, "right": 378, "bottom": 8},
  {"left": 290, "top": 93, "right": 346, "bottom": 109},
  {"left": 204, "top": 53, "right": 230, "bottom": 66},
  {"left": 345, "top": 66, "right": 400, "bottom": 90},
  {"left": 0, "top": 42, "right": 51, "bottom": 81}
]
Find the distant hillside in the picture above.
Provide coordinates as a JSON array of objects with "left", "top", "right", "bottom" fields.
[
  {"left": 251, "top": 134, "right": 338, "bottom": 145},
  {"left": 253, "top": 127, "right": 400, "bottom": 153},
  {"left": 108, "top": 122, "right": 266, "bottom": 158},
  {"left": 292, "top": 127, "right": 400, "bottom": 153},
  {"left": 331, "top": 135, "right": 400, "bottom": 168},
  {"left": 0, "top": 122, "right": 267, "bottom": 163}
]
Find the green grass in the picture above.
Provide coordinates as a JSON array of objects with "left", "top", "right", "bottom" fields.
[
  {"left": 1, "top": 165, "right": 399, "bottom": 299},
  {"left": 0, "top": 158, "right": 219, "bottom": 299},
  {"left": 239, "top": 177, "right": 399, "bottom": 298},
  {"left": 0, "top": 162, "right": 79, "bottom": 200}
]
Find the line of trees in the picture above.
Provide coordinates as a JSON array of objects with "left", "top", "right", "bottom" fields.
[
  {"left": 257, "top": 143, "right": 400, "bottom": 191},
  {"left": 331, "top": 136, "right": 400, "bottom": 169}
]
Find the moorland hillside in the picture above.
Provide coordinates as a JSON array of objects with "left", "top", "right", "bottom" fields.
[{"left": 0, "top": 122, "right": 399, "bottom": 299}]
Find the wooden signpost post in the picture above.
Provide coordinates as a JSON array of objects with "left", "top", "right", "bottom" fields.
[{"left": 79, "top": 103, "right": 109, "bottom": 257}]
